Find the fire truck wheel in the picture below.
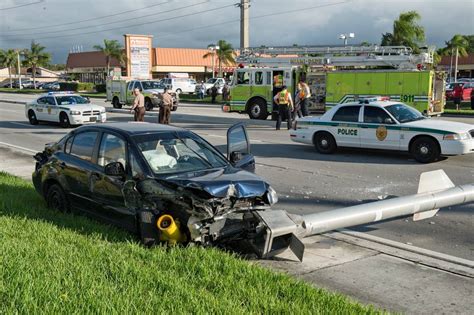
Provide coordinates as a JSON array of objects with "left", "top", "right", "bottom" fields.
[{"left": 248, "top": 99, "right": 267, "bottom": 120}]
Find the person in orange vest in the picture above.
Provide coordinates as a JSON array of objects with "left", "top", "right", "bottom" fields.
[
  {"left": 297, "top": 79, "right": 311, "bottom": 116},
  {"left": 273, "top": 85, "right": 294, "bottom": 130}
]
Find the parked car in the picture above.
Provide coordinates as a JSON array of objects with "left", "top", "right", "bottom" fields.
[
  {"left": 42, "top": 81, "right": 61, "bottom": 91},
  {"left": 197, "top": 78, "right": 226, "bottom": 95},
  {"left": 446, "top": 82, "right": 473, "bottom": 101},
  {"left": 161, "top": 78, "right": 196, "bottom": 94}
]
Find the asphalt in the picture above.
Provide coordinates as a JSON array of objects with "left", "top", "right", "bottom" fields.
[{"left": 1, "top": 93, "right": 473, "bottom": 313}]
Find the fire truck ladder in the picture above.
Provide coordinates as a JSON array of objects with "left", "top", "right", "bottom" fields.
[{"left": 236, "top": 45, "right": 434, "bottom": 70}]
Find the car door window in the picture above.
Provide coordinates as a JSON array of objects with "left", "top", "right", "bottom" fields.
[
  {"left": 70, "top": 132, "right": 99, "bottom": 162},
  {"left": 255, "top": 71, "right": 264, "bottom": 85},
  {"left": 236, "top": 71, "right": 250, "bottom": 85},
  {"left": 128, "top": 81, "right": 135, "bottom": 91},
  {"left": 98, "top": 133, "right": 127, "bottom": 169},
  {"left": 46, "top": 97, "right": 56, "bottom": 105},
  {"left": 332, "top": 106, "right": 361, "bottom": 122},
  {"left": 37, "top": 97, "right": 48, "bottom": 104},
  {"left": 134, "top": 81, "right": 142, "bottom": 91},
  {"left": 364, "top": 106, "right": 394, "bottom": 124}
]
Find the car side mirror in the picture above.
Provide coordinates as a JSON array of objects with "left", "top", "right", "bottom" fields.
[
  {"left": 422, "top": 110, "right": 428, "bottom": 117},
  {"left": 104, "top": 162, "right": 126, "bottom": 177},
  {"left": 84, "top": 96, "right": 91, "bottom": 103},
  {"left": 230, "top": 151, "right": 242, "bottom": 164},
  {"left": 384, "top": 118, "right": 394, "bottom": 124}
]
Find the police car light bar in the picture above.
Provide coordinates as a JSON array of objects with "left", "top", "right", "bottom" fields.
[
  {"left": 358, "top": 96, "right": 390, "bottom": 104},
  {"left": 47, "top": 91, "right": 75, "bottom": 95}
]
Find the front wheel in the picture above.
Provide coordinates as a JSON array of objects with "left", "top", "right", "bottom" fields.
[
  {"left": 314, "top": 132, "right": 337, "bottom": 154},
  {"left": 59, "top": 112, "right": 71, "bottom": 128},
  {"left": 411, "top": 137, "right": 440, "bottom": 163},
  {"left": 175, "top": 88, "right": 182, "bottom": 94},
  {"left": 145, "top": 98, "right": 153, "bottom": 111},
  {"left": 28, "top": 110, "right": 38, "bottom": 125},
  {"left": 46, "top": 184, "right": 70, "bottom": 213},
  {"left": 247, "top": 100, "right": 268, "bottom": 120}
]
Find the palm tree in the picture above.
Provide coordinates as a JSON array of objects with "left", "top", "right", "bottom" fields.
[
  {"left": 23, "top": 41, "right": 51, "bottom": 88},
  {"left": 444, "top": 34, "right": 469, "bottom": 82},
  {"left": 93, "top": 39, "right": 126, "bottom": 77},
  {"left": 203, "top": 40, "right": 236, "bottom": 77},
  {"left": 381, "top": 11, "right": 425, "bottom": 52},
  {"left": 0, "top": 49, "right": 19, "bottom": 88}
]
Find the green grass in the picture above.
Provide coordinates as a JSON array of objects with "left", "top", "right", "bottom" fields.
[
  {"left": 443, "top": 101, "right": 474, "bottom": 115},
  {"left": 179, "top": 93, "right": 224, "bottom": 104},
  {"left": 0, "top": 172, "right": 382, "bottom": 314}
]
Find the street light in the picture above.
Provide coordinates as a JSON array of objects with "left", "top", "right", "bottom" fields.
[
  {"left": 339, "top": 33, "right": 355, "bottom": 46},
  {"left": 207, "top": 44, "right": 220, "bottom": 78}
]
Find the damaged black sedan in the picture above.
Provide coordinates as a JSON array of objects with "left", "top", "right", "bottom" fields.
[{"left": 32, "top": 122, "right": 301, "bottom": 259}]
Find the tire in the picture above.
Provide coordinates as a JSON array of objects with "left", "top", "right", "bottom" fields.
[
  {"left": 59, "top": 112, "right": 71, "bottom": 128},
  {"left": 175, "top": 88, "right": 182, "bottom": 94},
  {"left": 28, "top": 110, "right": 38, "bottom": 125},
  {"left": 138, "top": 211, "right": 159, "bottom": 247},
  {"left": 411, "top": 137, "right": 440, "bottom": 163},
  {"left": 314, "top": 132, "right": 337, "bottom": 154},
  {"left": 247, "top": 99, "right": 268, "bottom": 120},
  {"left": 145, "top": 98, "right": 153, "bottom": 111},
  {"left": 46, "top": 184, "right": 70, "bottom": 213},
  {"left": 112, "top": 97, "right": 122, "bottom": 109},
  {"left": 171, "top": 105, "right": 178, "bottom": 112}
]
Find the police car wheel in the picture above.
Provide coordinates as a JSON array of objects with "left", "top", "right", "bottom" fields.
[
  {"left": 411, "top": 137, "right": 440, "bottom": 163},
  {"left": 314, "top": 132, "right": 337, "bottom": 154},
  {"left": 46, "top": 184, "right": 70, "bottom": 213},
  {"left": 28, "top": 110, "right": 38, "bottom": 125},
  {"left": 145, "top": 98, "right": 153, "bottom": 111},
  {"left": 171, "top": 105, "right": 177, "bottom": 112},
  {"left": 59, "top": 112, "right": 71, "bottom": 128}
]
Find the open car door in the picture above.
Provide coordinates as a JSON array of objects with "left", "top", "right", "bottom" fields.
[{"left": 227, "top": 123, "right": 255, "bottom": 172}]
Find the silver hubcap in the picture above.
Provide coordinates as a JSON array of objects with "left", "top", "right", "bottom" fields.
[
  {"left": 420, "top": 146, "right": 429, "bottom": 155},
  {"left": 321, "top": 139, "right": 328, "bottom": 147},
  {"left": 252, "top": 105, "right": 260, "bottom": 116}
]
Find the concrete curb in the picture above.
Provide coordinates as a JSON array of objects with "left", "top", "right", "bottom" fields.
[{"left": 0, "top": 99, "right": 26, "bottom": 105}]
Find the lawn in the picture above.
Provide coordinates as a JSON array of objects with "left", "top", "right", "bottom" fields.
[
  {"left": 0, "top": 172, "right": 382, "bottom": 314},
  {"left": 443, "top": 100, "right": 474, "bottom": 115}
]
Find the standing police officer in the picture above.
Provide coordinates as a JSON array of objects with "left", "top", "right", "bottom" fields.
[
  {"left": 159, "top": 88, "right": 173, "bottom": 124},
  {"left": 273, "top": 85, "right": 294, "bottom": 130}
]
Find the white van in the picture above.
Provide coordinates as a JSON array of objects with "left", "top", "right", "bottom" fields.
[{"left": 162, "top": 78, "right": 196, "bottom": 94}]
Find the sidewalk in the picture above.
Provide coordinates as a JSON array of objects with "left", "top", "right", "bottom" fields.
[{"left": 0, "top": 145, "right": 472, "bottom": 314}]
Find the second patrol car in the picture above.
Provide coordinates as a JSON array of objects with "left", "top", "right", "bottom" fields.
[
  {"left": 26, "top": 92, "right": 106, "bottom": 128},
  {"left": 290, "top": 97, "right": 474, "bottom": 163}
]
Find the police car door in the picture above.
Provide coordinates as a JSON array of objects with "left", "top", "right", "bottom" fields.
[
  {"left": 35, "top": 97, "right": 48, "bottom": 120},
  {"left": 360, "top": 106, "right": 400, "bottom": 150},
  {"left": 44, "top": 96, "right": 58, "bottom": 122},
  {"left": 329, "top": 105, "right": 361, "bottom": 147}
]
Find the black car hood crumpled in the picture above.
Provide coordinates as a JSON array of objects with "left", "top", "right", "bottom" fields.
[{"left": 163, "top": 166, "right": 270, "bottom": 199}]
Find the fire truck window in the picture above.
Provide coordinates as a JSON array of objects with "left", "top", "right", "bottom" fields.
[
  {"left": 255, "top": 72, "right": 263, "bottom": 85},
  {"left": 237, "top": 72, "right": 250, "bottom": 85},
  {"left": 266, "top": 72, "right": 271, "bottom": 85}
]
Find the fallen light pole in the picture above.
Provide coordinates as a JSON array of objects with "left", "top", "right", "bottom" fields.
[{"left": 255, "top": 170, "right": 474, "bottom": 261}]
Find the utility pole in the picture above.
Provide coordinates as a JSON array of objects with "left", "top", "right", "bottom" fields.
[
  {"left": 454, "top": 47, "right": 459, "bottom": 82},
  {"left": 238, "top": 0, "right": 250, "bottom": 49},
  {"left": 17, "top": 50, "right": 22, "bottom": 89}
]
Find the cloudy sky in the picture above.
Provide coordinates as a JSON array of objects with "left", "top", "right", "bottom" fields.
[{"left": 0, "top": 0, "right": 473, "bottom": 63}]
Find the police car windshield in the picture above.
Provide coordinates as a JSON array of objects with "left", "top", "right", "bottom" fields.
[
  {"left": 385, "top": 104, "right": 425, "bottom": 123},
  {"left": 206, "top": 78, "right": 217, "bottom": 84},
  {"left": 142, "top": 81, "right": 164, "bottom": 90},
  {"left": 56, "top": 96, "right": 89, "bottom": 105}
]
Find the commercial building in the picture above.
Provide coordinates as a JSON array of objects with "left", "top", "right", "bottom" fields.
[{"left": 438, "top": 53, "right": 474, "bottom": 80}]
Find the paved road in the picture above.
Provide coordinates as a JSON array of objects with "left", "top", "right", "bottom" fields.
[{"left": 1, "top": 98, "right": 473, "bottom": 261}]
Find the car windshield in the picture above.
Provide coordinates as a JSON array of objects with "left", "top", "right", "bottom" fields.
[
  {"left": 141, "top": 81, "right": 164, "bottom": 90},
  {"left": 206, "top": 78, "right": 217, "bottom": 84},
  {"left": 385, "top": 103, "right": 425, "bottom": 123},
  {"left": 56, "top": 95, "right": 89, "bottom": 105},
  {"left": 134, "top": 132, "right": 228, "bottom": 175},
  {"left": 447, "top": 83, "right": 464, "bottom": 90}
]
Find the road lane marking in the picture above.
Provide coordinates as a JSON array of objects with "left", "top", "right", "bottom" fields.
[
  {"left": 0, "top": 141, "right": 37, "bottom": 154},
  {"left": 8, "top": 122, "right": 31, "bottom": 127}
]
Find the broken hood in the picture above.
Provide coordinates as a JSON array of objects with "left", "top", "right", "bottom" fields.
[{"left": 163, "top": 167, "right": 270, "bottom": 199}]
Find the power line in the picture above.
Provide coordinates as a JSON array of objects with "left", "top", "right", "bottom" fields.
[
  {"left": 15, "top": 3, "right": 236, "bottom": 41},
  {"left": 6, "top": 1, "right": 171, "bottom": 32},
  {"left": 5, "top": 1, "right": 208, "bottom": 37},
  {"left": 0, "top": 0, "right": 43, "bottom": 11},
  {"left": 155, "top": 1, "right": 352, "bottom": 39}
]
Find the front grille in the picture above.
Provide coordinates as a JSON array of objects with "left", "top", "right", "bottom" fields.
[{"left": 82, "top": 110, "right": 100, "bottom": 116}]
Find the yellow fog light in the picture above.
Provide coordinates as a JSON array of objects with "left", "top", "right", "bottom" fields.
[{"left": 157, "top": 214, "right": 186, "bottom": 245}]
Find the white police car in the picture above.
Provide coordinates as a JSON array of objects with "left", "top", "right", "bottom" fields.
[
  {"left": 290, "top": 97, "right": 474, "bottom": 163},
  {"left": 25, "top": 92, "right": 106, "bottom": 128}
]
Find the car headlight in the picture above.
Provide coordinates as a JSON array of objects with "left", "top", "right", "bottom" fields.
[
  {"left": 443, "top": 133, "right": 470, "bottom": 140},
  {"left": 70, "top": 110, "right": 81, "bottom": 115},
  {"left": 266, "top": 186, "right": 279, "bottom": 206}
]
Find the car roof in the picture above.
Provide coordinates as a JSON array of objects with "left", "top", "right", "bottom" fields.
[
  {"left": 337, "top": 101, "right": 400, "bottom": 107},
  {"left": 75, "top": 122, "right": 185, "bottom": 136}
]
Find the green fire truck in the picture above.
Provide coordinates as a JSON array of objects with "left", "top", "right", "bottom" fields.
[{"left": 223, "top": 46, "right": 445, "bottom": 120}]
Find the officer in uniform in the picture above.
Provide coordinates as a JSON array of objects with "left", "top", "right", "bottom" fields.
[
  {"left": 273, "top": 85, "right": 294, "bottom": 130},
  {"left": 159, "top": 88, "right": 173, "bottom": 124},
  {"left": 131, "top": 88, "right": 145, "bottom": 122}
]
